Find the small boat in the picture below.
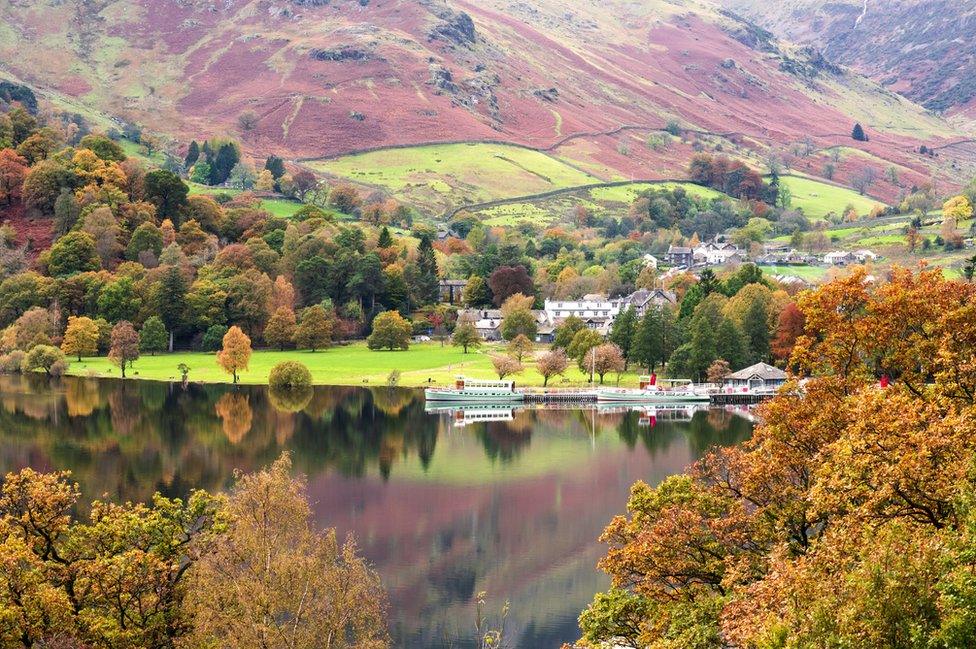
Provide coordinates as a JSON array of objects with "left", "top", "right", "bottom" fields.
[
  {"left": 597, "top": 374, "right": 710, "bottom": 404},
  {"left": 424, "top": 377, "right": 525, "bottom": 404}
]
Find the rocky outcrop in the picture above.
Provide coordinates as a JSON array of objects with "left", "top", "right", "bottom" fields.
[
  {"left": 310, "top": 47, "right": 371, "bottom": 62},
  {"left": 429, "top": 10, "right": 477, "bottom": 46}
]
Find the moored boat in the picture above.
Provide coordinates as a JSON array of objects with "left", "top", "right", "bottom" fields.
[
  {"left": 597, "top": 374, "right": 710, "bottom": 404},
  {"left": 424, "top": 377, "right": 525, "bottom": 403}
]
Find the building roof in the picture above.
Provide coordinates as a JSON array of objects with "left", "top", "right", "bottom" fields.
[
  {"left": 668, "top": 246, "right": 692, "bottom": 254},
  {"left": 726, "top": 362, "right": 787, "bottom": 381}
]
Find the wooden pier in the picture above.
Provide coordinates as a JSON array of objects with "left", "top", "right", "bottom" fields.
[{"left": 708, "top": 390, "right": 777, "bottom": 405}]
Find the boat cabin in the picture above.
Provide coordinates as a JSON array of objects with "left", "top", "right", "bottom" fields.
[{"left": 455, "top": 377, "right": 516, "bottom": 392}]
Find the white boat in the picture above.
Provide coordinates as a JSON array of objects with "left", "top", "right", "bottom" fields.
[
  {"left": 597, "top": 375, "right": 710, "bottom": 404},
  {"left": 424, "top": 377, "right": 525, "bottom": 404},
  {"left": 424, "top": 405, "right": 516, "bottom": 427}
]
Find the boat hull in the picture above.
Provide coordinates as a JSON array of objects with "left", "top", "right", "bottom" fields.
[
  {"left": 424, "top": 389, "right": 525, "bottom": 403},
  {"left": 597, "top": 389, "right": 710, "bottom": 404}
]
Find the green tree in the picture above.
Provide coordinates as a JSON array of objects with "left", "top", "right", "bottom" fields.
[
  {"left": 553, "top": 315, "right": 586, "bottom": 349},
  {"left": 501, "top": 308, "right": 537, "bottom": 341},
  {"left": 21, "top": 344, "right": 67, "bottom": 376},
  {"left": 144, "top": 169, "right": 189, "bottom": 224},
  {"left": 742, "top": 298, "right": 770, "bottom": 364},
  {"left": 97, "top": 277, "right": 142, "bottom": 323},
  {"left": 715, "top": 316, "right": 748, "bottom": 370},
  {"left": 79, "top": 134, "right": 126, "bottom": 161},
  {"left": 568, "top": 328, "right": 603, "bottom": 377},
  {"left": 126, "top": 222, "right": 164, "bottom": 261},
  {"left": 185, "top": 140, "right": 200, "bottom": 168},
  {"left": 264, "top": 154, "right": 286, "bottom": 180},
  {"left": 377, "top": 226, "right": 394, "bottom": 249},
  {"left": 47, "top": 231, "right": 100, "bottom": 276},
  {"left": 139, "top": 316, "right": 168, "bottom": 356},
  {"left": 155, "top": 265, "right": 188, "bottom": 351},
  {"left": 201, "top": 324, "right": 228, "bottom": 352},
  {"left": 415, "top": 234, "right": 440, "bottom": 306},
  {"left": 293, "top": 305, "right": 332, "bottom": 352},
  {"left": 452, "top": 321, "right": 482, "bottom": 353},
  {"left": 367, "top": 310, "right": 412, "bottom": 351},
  {"left": 609, "top": 307, "right": 637, "bottom": 369}
]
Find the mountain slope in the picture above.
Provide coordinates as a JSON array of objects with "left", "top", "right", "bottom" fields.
[
  {"left": 718, "top": 0, "right": 976, "bottom": 116},
  {"left": 0, "top": 0, "right": 968, "bottom": 202}
]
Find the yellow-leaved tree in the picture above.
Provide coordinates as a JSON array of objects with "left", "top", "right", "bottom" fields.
[{"left": 217, "top": 325, "right": 252, "bottom": 384}]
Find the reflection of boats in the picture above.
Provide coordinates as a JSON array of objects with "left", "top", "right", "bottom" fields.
[
  {"left": 597, "top": 375, "right": 710, "bottom": 404},
  {"left": 424, "top": 405, "right": 516, "bottom": 427},
  {"left": 424, "top": 377, "right": 524, "bottom": 404}
]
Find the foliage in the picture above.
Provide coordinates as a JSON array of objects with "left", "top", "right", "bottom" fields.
[
  {"left": 452, "top": 321, "right": 482, "bottom": 353},
  {"left": 139, "top": 315, "right": 168, "bottom": 355},
  {"left": 60, "top": 315, "right": 99, "bottom": 361},
  {"left": 268, "top": 360, "right": 313, "bottom": 389},
  {"left": 21, "top": 344, "right": 67, "bottom": 376},
  {"left": 217, "top": 326, "right": 252, "bottom": 383},
  {"left": 367, "top": 311, "right": 411, "bottom": 351},
  {"left": 293, "top": 305, "right": 332, "bottom": 352},
  {"left": 108, "top": 321, "right": 139, "bottom": 378},
  {"left": 537, "top": 348, "right": 569, "bottom": 386},
  {"left": 491, "top": 355, "right": 523, "bottom": 380}
]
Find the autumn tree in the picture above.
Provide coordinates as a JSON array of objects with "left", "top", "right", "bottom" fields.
[
  {"left": 60, "top": 315, "right": 99, "bottom": 361},
  {"left": 491, "top": 355, "right": 523, "bottom": 380},
  {"left": 186, "top": 454, "right": 389, "bottom": 648},
  {"left": 507, "top": 333, "right": 534, "bottom": 363},
  {"left": 293, "top": 305, "right": 332, "bottom": 352},
  {"left": 567, "top": 328, "right": 602, "bottom": 372},
  {"left": 0, "top": 148, "right": 28, "bottom": 204},
  {"left": 47, "top": 231, "right": 100, "bottom": 276},
  {"left": 537, "top": 348, "right": 570, "bottom": 386},
  {"left": 706, "top": 358, "right": 731, "bottom": 383},
  {"left": 452, "top": 321, "right": 482, "bottom": 353},
  {"left": 367, "top": 310, "right": 412, "bottom": 351},
  {"left": 488, "top": 265, "right": 534, "bottom": 306},
  {"left": 771, "top": 302, "right": 805, "bottom": 361},
  {"left": 108, "top": 320, "right": 139, "bottom": 378},
  {"left": 217, "top": 326, "right": 252, "bottom": 383},
  {"left": 264, "top": 307, "right": 297, "bottom": 350},
  {"left": 585, "top": 343, "right": 626, "bottom": 384},
  {"left": 21, "top": 344, "right": 67, "bottom": 376}
]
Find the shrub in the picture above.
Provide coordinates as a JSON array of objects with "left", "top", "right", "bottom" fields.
[
  {"left": 0, "top": 350, "right": 25, "bottom": 373},
  {"left": 21, "top": 345, "right": 68, "bottom": 376},
  {"left": 268, "top": 361, "right": 312, "bottom": 389},
  {"left": 201, "top": 324, "right": 228, "bottom": 352}
]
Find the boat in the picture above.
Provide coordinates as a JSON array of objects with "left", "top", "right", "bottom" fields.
[
  {"left": 597, "top": 374, "right": 710, "bottom": 404},
  {"left": 424, "top": 377, "right": 525, "bottom": 403},
  {"left": 424, "top": 405, "right": 516, "bottom": 427}
]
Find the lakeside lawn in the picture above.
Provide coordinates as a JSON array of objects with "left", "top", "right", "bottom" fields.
[{"left": 66, "top": 341, "right": 644, "bottom": 388}]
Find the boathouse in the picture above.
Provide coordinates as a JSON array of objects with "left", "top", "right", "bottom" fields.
[{"left": 723, "top": 362, "right": 788, "bottom": 390}]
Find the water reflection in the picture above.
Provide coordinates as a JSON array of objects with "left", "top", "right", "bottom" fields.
[{"left": 0, "top": 375, "right": 752, "bottom": 648}]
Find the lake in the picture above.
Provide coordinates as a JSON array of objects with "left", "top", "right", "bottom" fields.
[{"left": 0, "top": 375, "right": 753, "bottom": 648}]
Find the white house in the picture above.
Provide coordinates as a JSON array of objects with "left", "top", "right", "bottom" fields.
[
  {"left": 853, "top": 249, "right": 878, "bottom": 263},
  {"left": 693, "top": 241, "right": 744, "bottom": 266},
  {"left": 642, "top": 254, "right": 659, "bottom": 270},
  {"left": 824, "top": 251, "right": 855, "bottom": 266},
  {"left": 543, "top": 295, "right": 619, "bottom": 336}
]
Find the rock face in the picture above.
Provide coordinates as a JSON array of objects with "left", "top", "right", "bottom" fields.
[
  {"left": 310, "top": 47, "right": 371, "bottom": 62},
  {"left": 429, "top": 10, "right": 477, "bottom": 46}
]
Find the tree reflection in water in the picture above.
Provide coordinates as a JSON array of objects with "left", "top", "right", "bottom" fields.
[{"left": 0, "top": 374, "right": 753, "bottom": 649}]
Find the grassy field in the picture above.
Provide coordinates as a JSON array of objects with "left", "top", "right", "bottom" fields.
[
  {"left": 588, "top": 181, "right": 725, "bottom": 204},
  {"left": 186, "top": 183, "right": 309, "bottom": 218},
  {"left": 307, "top": 143, "right": 599, "bottom": 212},
  {"left": 780, "top": 175, "right": 885, "bottom": 220},
  {"left": 66, "top": 342, "right": 644, "bottom": 388}
]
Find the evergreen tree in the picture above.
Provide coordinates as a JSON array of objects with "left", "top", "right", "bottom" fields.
[
  {"left": 742, "top": 298, "right": 771, "bottom": 363},
  {"left": 209, "top": 142, "right": 240, "bottom": 186},
  {"left": 185, "top": 140, "right": 200, "bottom": 169},
  {"left": 687, "top": 316, "right": 717, "bottom": 381},
  {"left": 609, "top": 307, "right": 637, "bottom": 369},
  {"left": 139, "top": 316, "right": 168, "bottom": 356},
  {"left": 377, "top": 226, "right": 394, "bottom": 249},
  {"left": 156, "top": 265, "right": 188, "bottom": 351},
  {"left": 715, "top": 317, "right": 748, "bottom": 370},
  {"left": 415, "top": 235, "right": 440, "bottom": 305},
  {"left": 264, "top": 155, "right": 286, "bottom": 180},
  {"left": 852, "top": 122, "right": 867, "bottom": 141}
]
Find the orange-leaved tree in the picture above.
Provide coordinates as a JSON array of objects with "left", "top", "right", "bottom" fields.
[{"left": 217, "top": 326, "right": 252, "bottom": 384}]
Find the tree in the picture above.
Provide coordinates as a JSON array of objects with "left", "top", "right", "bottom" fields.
[
  {"left": 144, "top": 169, "right": 189, "bottom": 223},
  {"left": 209, "top": 141, "right": 240, "bottom": 185},
  {"left": 255, "top": 169, "right": 275, "bottom": 191},
  {"left": 568, "top": 328, "right": 603, "bottom": 378},
  {"left": 415, "top": 234, "right": 440, "bottom": 305},
  {"left": 185, "top": 140, "right": 200, "bottom": 168},
  {"left": 591, "top": 343, "right": 626, "bottom": 384},
  {"left": 293, "top": 305, "right": 332, "bottom": 351},
  {"left": 852, "top": 122, "right": 868, "bottom": 141},
  {"left": 906, "top": 226, "right": 921, "bottom": 254},
  {"left": 108, "top": 320, "right": 139, "bottom": 378},
  {"left": 238, "top": 110, "right": 258, "bottom": 132},
  {"left": 186, "top": 454, "right": 388, "bottom": 648},
  {"left": 217, "top": 326, "right": 251, "bottom": 383},
  {"left": 463, "top": 275, "right": 491, "bottom": 307},
  {"left": 328, "top": 183, "right": 360, "bottom": 212},
  {"left": 21, "top": 344, "right": 67, "bottom": 376},
  {"left": 851, "top": 167, "right": 877, "bottom": 195},
  {"left": 60, "top": 315, "right": 99, "bottom": 361},
  {"left": 488, "top": 265, "right": 534, "bottom": 306},
  {"left": 501, "top": 307, "right": 537, "bottom": 342},
  {"left": 139, "top": 315, "right": 168, "bottom": 356},
  {"left": 79, "top": 134, "right": 126, "bottom": 161},
  {"left": 452, "top": 321, "right": 482, "bottom": 353},
  {"left": 0, "top": 466, "right": 222, "bottom": 647},
  {"left": 491, "top": 355, "right": 523, "bottom": 380},
  {"left": 265, "top": 307, "right": 297, "bottom": 350},
  {"left": 367, "top": 310, "right": 412, "bottom": 351},
  {"left": 537, "top": 348, "right": 569, "bottom": 386},
  {"left": 228, "top": 161, "right": 256, "bottom": 190},
  {"left": 0, "top": 148, "right": 28, "bottom": 205},
  {"left": 553, "top": 315, "right": 586, "bottom": 350},
  {"left": 609, "top": 307, "right": 637, "bottom": 369},
  {"left": 47, "top": 231, "right": 100, "bottom": 276},
  {"left": 706, "top": 358, "right": 731, "bottom": 383},
  {"left": 507, "top": 333, "right": 534, "bottom": 363},
  {"left": 127, "top": 221, "right": 164, "bottom": 261},
  {"left": 201, "top": 324, "right": 228, "bottom": 352},
  {"left": 772, "top": 302, "right": 805, "bottom": 361},
  {"left": 264, "top": 154, "right": 286, "bottom": 179},
  {"left": 741, "top": 298, "right": 770, "bottom": 364}
]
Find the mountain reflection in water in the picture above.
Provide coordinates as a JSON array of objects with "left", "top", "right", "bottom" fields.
[{"left": 0, "top": 374, "right": 752, "bottom": 649}]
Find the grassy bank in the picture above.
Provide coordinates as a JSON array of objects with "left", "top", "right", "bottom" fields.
[{"left": 66, "top": 342, "right": 643, "bottom": 388}]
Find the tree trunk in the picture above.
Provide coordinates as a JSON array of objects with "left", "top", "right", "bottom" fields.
[{"left": 169, "top": 330, "right": 174, "bottom": 353}]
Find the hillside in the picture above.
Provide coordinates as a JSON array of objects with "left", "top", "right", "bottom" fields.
[
  {"left": 0, "top": 0, "right": 968, "bottom": 210},
  {"left": 718, "top": 0, "right": 976, "bottom": 117}
]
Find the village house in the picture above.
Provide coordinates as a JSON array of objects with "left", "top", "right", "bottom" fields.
[
  {"left": 439, "top": 279, "right": 468, "bottom": 304},
  {"left": 665, "top": 245, "right": 694, "bottom": 267},
  {"left": 693, "top": 240, "right": 744, "bottom": 266},
  {"left": 612, "top": 288, "right": 678, "bottom": 317},
  {"left": 823, "top": 250, "right": 856, "bottom": 266},
  {"left": 456, "top": 308, "right": 504, "bottom": 341}
]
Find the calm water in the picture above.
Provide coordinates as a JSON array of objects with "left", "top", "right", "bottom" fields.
[{"left": 0, "top": 375, "right": 752, "bottom": 648}]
